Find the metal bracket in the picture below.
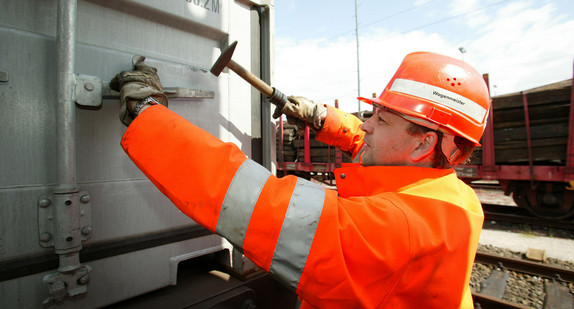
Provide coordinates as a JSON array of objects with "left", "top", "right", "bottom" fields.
[
  {"left": 42, "top": 264, "right": 92, "bottom": 305},
  {"left": 38, "top": 191, "right": 93, "bottom": 247},
  {"left": 0, "top": 71, "right": 8, "bottom": 82},
  {"left": 74, "top": 74, "right": 215, "bottom": 107},
  {"left": 102, "top": 85, "right": 215, "bottom": 100},
  {"left": 75, "top": 75, "right": 103, "bottom": 107},
  {"left": 38, "top": 191, "right": 93, "bottom": 304},
  {"left": 163, "top": 87, "right": 215, "bottom": 99}
]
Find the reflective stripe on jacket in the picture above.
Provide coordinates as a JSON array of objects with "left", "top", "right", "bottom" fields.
[{"left": 121, "top": 105, "right": 483, "bottom": 308}]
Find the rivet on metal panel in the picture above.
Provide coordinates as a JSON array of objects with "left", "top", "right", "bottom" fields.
[
  {"left": 38, "top": 194, "right": 55, "bottom": 248},
  {"left": 81, "top": 226, "right": 92, "bottom": 236},
  {"left": 0, "top": 71, "right": 8, "bottom": 82},
  {"left": 80, "top": 194, "right": 91, "bottom": 203},
  {"left": 39, "top": 198, "right": 52, "bottom": 208},
  {"left": 79, "top": 191, "right": 93, "bottom": 242},
  {"left": 40, "top": 233, "right": 53, "bottom": 242}
]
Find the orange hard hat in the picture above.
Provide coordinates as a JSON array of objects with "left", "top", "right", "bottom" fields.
[{"left": 358, "top": 52, "right": 491, "bottom": 147}]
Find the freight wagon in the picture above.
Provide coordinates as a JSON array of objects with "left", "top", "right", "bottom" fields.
[
  {"left": 277, "top": 100, "right": 352, "bottom": 184},
  {"left": 1, "top": 0, "right": 297, "bottom": 307},
  {"left": 456, "top": 74, "right": 574, "bottom": 220}
]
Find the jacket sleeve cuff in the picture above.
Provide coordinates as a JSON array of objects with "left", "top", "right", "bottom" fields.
[{"left": 316, "top": 105, "right": 366, "bottom": 159}]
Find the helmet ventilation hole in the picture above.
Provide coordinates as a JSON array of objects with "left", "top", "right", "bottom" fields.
[{"left": 446, "top": 77, "right": 460, "bottom": 87}]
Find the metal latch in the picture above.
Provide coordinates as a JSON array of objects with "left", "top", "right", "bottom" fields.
[
  {"left": 74, "top": 74, "right": 215, "bottom": 108},
  {"left": 43, "top": 264, "right": 92, "bottom": 304},
  {"left": 38, "top": 191, "right": 92, "bottom": 304},
  {"left": 102, "top": 84, "right": 215, "bottom": 100},
  {"left": 163, "top": 87, "right": 215, "bottom": 99}
]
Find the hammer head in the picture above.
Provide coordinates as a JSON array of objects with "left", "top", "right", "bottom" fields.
[{"left": 210, "top": 41, "right": 238, "bottom": 76}]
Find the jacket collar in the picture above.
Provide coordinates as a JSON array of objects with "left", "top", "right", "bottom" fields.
[{"left": 334, "top": 163, "right": 456, "bottom": 198}]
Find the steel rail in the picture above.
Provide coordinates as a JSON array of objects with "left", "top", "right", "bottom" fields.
[
  {"left": 475, "top": 252, "right": 574, "bottom": 282},
  {"left": 471, "top": 292, "right": 530, "bottom": 309},
  {"left": 482, "top": 203, "right": 574, "bottom": 231}
]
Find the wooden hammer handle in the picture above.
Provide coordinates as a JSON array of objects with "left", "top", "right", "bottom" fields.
[{"left": 227, "top": 59, "right": 274, "bottom": 97}]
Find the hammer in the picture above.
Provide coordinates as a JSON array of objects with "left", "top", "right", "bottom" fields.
[{"left": 210, "top": 41, "right": 287, "bottom": 108}]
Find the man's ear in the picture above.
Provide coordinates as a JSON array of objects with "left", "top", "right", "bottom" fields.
[{"left": 411, "top": 131, "right": 438, "bottom": 162}]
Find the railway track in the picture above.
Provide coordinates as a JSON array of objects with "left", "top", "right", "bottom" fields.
[
  {"left": 474, "top": 187, "right": 574, "bottom": 308},
  {"left": 472, "top": 252, "right": 574, "bottom": 308},
  {"left": 482, "top": 203, "right": 574, "bottom": 231}
]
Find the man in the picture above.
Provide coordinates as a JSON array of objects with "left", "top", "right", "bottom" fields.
[{"left": 111, "top": 51, "right": 491, "bottom": 308}]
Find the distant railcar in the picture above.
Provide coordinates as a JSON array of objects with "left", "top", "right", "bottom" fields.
[
  {"left": 275, "top": 100, "right": 370, "bottom": 184},
  {"left": 456, "top": 75, "right": 574, "bottom": 220}
]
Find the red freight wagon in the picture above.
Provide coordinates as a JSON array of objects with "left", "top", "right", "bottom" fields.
[
  {"left": 456, "top": 71, "right": 574, "bottom": 220},
  {"left": 276, "top": 100, "right": 351, "bottom": 185}
]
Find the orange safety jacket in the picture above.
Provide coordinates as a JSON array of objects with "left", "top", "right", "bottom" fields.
[{"left": 121, "top": 105, "right": 483, "bottom": 308}]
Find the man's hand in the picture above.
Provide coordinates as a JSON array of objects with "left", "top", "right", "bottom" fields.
[
  {"left": 272, "top": 96, "right": 327, "bottom": 131},
  {"left": 110, "top": 56, "right": 168, "bottom": 126}
]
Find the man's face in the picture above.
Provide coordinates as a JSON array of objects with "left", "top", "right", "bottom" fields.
[{"left": 359, "top": 106, "right": 421, "bottom": 166}]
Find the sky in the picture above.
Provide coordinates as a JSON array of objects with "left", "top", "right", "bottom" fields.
[{"left": 273, "top": 0, "right": 574, "bottom": 113}]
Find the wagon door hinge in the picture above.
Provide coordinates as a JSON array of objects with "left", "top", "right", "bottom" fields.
[{"left": 38, "top": 191, "right": 92, "bottom": 304}]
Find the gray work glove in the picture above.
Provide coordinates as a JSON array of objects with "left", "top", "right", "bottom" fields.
[
  {"left": 272, "top": 96, "right": 327, "bottom": 131},
  {"left": 110, "top": 55, "right": 168, "bottom": 126}
]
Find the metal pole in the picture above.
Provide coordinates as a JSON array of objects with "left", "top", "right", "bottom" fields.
[
  {"left": 355, "top": 0, "right": 361, "bottom": 113},
  {"left": 564, "top": 60, "right": 574, "bottom": 181},
  {"left": 55, "top": 0, "right": 78, "bottom": 194},
  {"left": 259, "top": 5, "right": 273, "bottom": 171},
  {"left": 40, "top": 0, "right": 92, "bottom": 304},
  {"left": 481, "top": 74, "right": 496, "bottom": 180},
  {"left": 522, "top": 92, "right": 535, "bottom": 186},
  {"left": 304, "top": 126, "right": 311, "bottom": 165}
]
